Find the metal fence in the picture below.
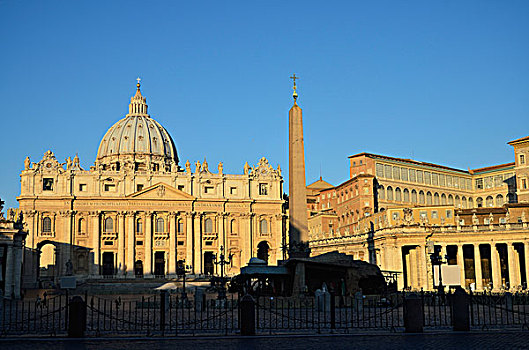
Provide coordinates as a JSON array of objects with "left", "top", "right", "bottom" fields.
[{"left": 2, "top": 290, "right": 529, "bottom": 337}]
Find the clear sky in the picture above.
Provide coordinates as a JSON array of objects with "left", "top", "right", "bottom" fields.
[{"left": 1, "top": 0, "right": 528, "bottom": 210}]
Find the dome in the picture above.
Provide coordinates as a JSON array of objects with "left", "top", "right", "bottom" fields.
[{"left": 96, "top": 82, "right": 179, "bottom": 169}]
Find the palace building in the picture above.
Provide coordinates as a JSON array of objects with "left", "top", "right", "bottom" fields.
[
  {"left": 17, "top": 82, "right": 285, "bottom": 282},
  {"left": 308, "top": 136, "right": 529, "bottom": 292}
]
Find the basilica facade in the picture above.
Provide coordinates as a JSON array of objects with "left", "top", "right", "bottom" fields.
[{"left": 17, "top": 82, "right": 285, "bottom": 280}]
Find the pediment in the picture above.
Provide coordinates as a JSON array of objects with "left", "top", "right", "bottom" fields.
[{"left": 128, "top": 183, "right": 195, "bottom": 200}]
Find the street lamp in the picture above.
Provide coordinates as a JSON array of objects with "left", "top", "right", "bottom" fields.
[
  {"left": 176, "top": 259, "right": 192, "bottom": 300},
  {"left": 430, "top": 249, "right": 448, "bottom": 294},
  {"left": 213, "top": 245, "right": 233, "bottom": 299}
]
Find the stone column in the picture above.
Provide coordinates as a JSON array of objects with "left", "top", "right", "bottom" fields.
[
  {"left": 408, "top": 247, "right": 418, "bottom": 290},
  {"left": 417, "top": 245, "right": 427, "bottom": 290},
  {"left": 126, "top": 212, "right": 135, "bottom": 277},
  {"left": 219, "top": 213, "right": 226, "bottom": 248},
  {"left": 26, "top": 210, "right": 36, "bottom": 249},
  {"left": 4, "top": 245, "right": 14, "bottom": 298},
  {"left": 457, "top": 245, "right": 466, "bottom": 288},
  {"left": 185, "top": 213, "right": 194, "bottom": 273},
  {"left": 508, "top": 243, "right": 520, "bottom": 289},
  {"left": 193, "top": 213, "right": 202, "bottom": 274},
  {"left": 491, "top": 243, "right": 501, "bottom": 291},
  {"left": 144, "top": 212, "right": 153, "bottom": 276},
  {"left": 474, "top": 245, "right": 483, "bottom": 290},
  {"left": 12, "top": 238, "right": 23, "bottom": 299},
  {"left": 168, "top": 212, "right": 176, "bottom": 276},
  {"left": 117, "top": 212, "right": 125, "bottom": 275},
  {"left": 90, "top": 212, "right": 100, "bottom": 276}
]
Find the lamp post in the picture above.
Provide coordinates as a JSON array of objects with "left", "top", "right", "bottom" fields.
[
  {"left": 430, "top": 250, "right": 448, "bottom": 294},
  {"left": 177, "top": 259, "right": 192, "bottom": 300},
  {"left": 213, "top": 245, "right": 233, "bottom": 299}
]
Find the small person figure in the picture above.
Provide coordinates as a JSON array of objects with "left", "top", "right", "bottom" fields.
[
  {"left": 218, "top": 162, "right": 223, "bottom": 175},
  {"left": 24, "top": 156, "right": 31, "bottom": 170}
]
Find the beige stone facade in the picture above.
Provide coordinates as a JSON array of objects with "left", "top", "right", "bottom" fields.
[
  {"left": 308, "top": 137, "right": 529, "bottom": 292},
  {"left": 17, "top": 83, "right": 285, "bottom": 280}
]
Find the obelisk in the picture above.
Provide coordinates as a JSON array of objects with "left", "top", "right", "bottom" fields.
[{"left": 288, "top": 74, "right": 310, "bottom": 258}]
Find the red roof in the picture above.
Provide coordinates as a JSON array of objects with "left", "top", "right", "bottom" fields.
[
  {"left": 469, "top": 162, "right": 515, "bottom": 174},
  {"left": 508, "top": 135, "right": 529, "bottom": 145}
]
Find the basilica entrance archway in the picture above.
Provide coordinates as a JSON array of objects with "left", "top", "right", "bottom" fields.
[
  {"left": 204, "top": 252, "right": 215, "bottom": 275},
  {"left": 154, "top": 252, "right": 165, "bottom": 277},
  {"left": 102, "top": 252, "right": 115, "bottom": 276},
  {"left": 257, "top": 241, "right": 270, "bottom": 263}
]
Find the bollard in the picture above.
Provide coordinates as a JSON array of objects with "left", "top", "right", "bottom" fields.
[
  {"left": 404, "top": 293, "right": 423, "bottom": 333},
  {"left": 452, "top": 287, "right": 470, "bottom": 331},
  {"left": 240, "top": 294, "right": 256, "bottom": 336},
  {"left": 68, "top": 296, "right": 86, "bottom": 338}
]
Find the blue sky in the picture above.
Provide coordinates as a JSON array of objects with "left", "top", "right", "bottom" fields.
[{"left": 1, "top": 0, "right": 528, "bottom": 209}]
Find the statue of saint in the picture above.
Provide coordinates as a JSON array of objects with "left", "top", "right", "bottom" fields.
[
  {"left": 65, "top": 259, "right": 74, "bottom": 276},
  {"left": 66, "top": 157, "right": 72, "bottom": 170},
  {"left": 24, "top": 156, "right": 31, "bottom": 170},
  {"left": 472, "top": 213, "right": 479, "bottom": 225},
  {"left": 244, "top": 162, "right": 250, "bottom": 175},
  {"left": 202, "top": 158, "right": 209, "bottom": 172},
  {"left": 185, "top": 160, "right": 191, "bottom": 173},
  {"left": 195, "top": 160, "right": 201, "bottom": 173},
  {"left": 277, "top": 164, "right": 281, "bottom": 176},
  {"left": 73, "top": 154, "right": 80, "bottom": 167},
  {"left": 218, "top": 162, "right": 223, "bottom": 175}
]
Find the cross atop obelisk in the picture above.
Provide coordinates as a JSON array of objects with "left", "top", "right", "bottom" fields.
[
  {"left": 288, "top": 74, "right": 310, "bottom": 259},
  {"left": 290, "top": 74, "right": 299, "bottom": 101}
]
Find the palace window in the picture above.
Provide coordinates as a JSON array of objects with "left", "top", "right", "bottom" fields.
[
  {"left": 104, "top": 184, "right": 116, "bottom": 192},
  {"left": 42, "top": 217, "right": 52, "bottom": 233},
  {"left": 259, "top": 183, "right": 268, "bottom": 195},
  {"left": 446, "top": 210, "right": 452, "bottom": 219},
  {"left": 204, "top": 186, "right": 214, "bottom": 194},
  {"left": 136, "top": 219, "right": 143, "bottom": 233},
  {"left": 401, "top": 168, "right": 409, "bottom": 181},
  {"left": 376, "top": 163, "right": 384, "bottom": 177},
  {"left": 393, "top": 167, "right": 400, "bottom": 180},
  {"left": 178, "top": 185, "right": 185, "bottom": 191},
  {"left": 409, "top": 169, "right": 416, "bottom": 182},
  {"left": 230, "top": 219, "right": 237, "bottom": 234},
  {"left": 521, "top": 154, "right": 526, "bottom": 165},
  {"left": 424, "top": 172, "right": 431, "bottom": 185},
  {"left": 156, "top": 218, "right": 165, "bottom": 233},
  {"left": 230, "top": 187, "right": 238, "bottom": 195},
  {"left": 136, "top": 184, "right": 144, "bottom": 191},
  {"left": 417, "top": 171, "right": 424, "bottom": 183},
  {"left": 177, "top": 219, "right": 184, "bottom": 233},
  {"left": 260, "top": 219, "right": 268, "bottom": 234},
  {"left": 522, "top": 178, "right": 527, "bottom": 190},
  {"left": 439, "top": 174, "right": 446, "bottom": 187},
  {"left": 104, "top": 217, "right": 114, "bottom": 232},
  {"left": 43, "top": 178, "right": 54, "bottom": 191},
  {"left": 476, "top": 197, "right": 483, "bottom": 207},
  {"left": 475, "top": 178, "right": 483, "bottom": 190},
  {"left": 79, "top": 184, "right": 87, "bottom": 192},
  {"left": 432, "top": 211, "right": 438, "bottom": 219},
  {"left": 78, "top": 218, "right": 85, "bottom": 233},
  {"left": 204, "top": 218, "right": 213, "bottom": 233},
  {"left": 384, "top": 165, "right": 392, "bottom": 179}
]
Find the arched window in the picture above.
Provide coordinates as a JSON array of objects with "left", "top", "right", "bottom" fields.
[
  {"left": 411, "top": 190, "right": 417, "bottom": 204},
  {"left": 468, "top": 197, "right": 474, "bottom": 208},
  {"left": 156, "top": 218, "right": 165, "bottom": 233},
  {"left": 486, "top": 196, "right": 494, "bottom": 207},
  {"left": 177, "top": 219, "right": 184, "bottom": 233},
  {"left": 387, "top": 186, "right": 394, "bottom": 201},
  {"left": 104, "top": 217, "right": 114, "bottom": 232},
  {"left": 230, "top": 219, "right": 237, "bottom": 234},
  {"left": 419, "top": 190, "right": 425, "bottom": 204},
  {"left": 403, "top": 188, "right": 410, "bottom": 202},
  {"left": 204, "top": 218, "right": 213, "bottom": 233},
  {"left": 455, "top": 195, "right": 460, "bottom": 208},
  {"left": 78, "top": 218, "right": 85, "bottom": 233},
  {"left": 136, "top": 219, "right": 143, "bottom": 233},
  {"left": 434, "top": 192, "right": 440, "bottom": 205},
  {"left": 462, "top": 196, "right": 467, "bottom": 208},
  {"left": 395, "top": 188, "right": 402, "bottom": 202},
  {"left": 42, "top": 217, "right": 52, "bottom": 233},
  {"left": 448, "top": 194, "right": 454, "bottom": 205},
  {"left": 496, "top": 194, "right": 504, "bottom": 206},
  {"left": 476, "top": 197, "right": 483, "bottom": 208},
  {"left": 426, "top": 191, "right": 432, "bottom": 205},
  {"left": 260, "top": 219, "right": 268, "bottom": 234},
  {"left": 378, "top": 185, "right": 385, "bottom": 200},
  {"left": 441, "top": 194, "right": 447, "bottom": 205}
]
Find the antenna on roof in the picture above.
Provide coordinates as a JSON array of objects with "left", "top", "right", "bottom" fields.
[{"left": 319, "top": 162, "right": 322, "bottom": 180}]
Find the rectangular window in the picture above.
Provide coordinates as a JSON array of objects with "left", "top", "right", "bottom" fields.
[
  {"left": 392, "top": 212, "right": 400, "bottom": 220},
  {"left": 446, "top": 210, "right": 452, "bottom": 219},
  {"left": 136, "top": 240, "right": 143, "bottom": 246},
  {"left": 230, "top": 187, "right": 238, "bottom": 195},
  {"left": 136, "top": 184, "right": 144, "bottom": 191},
  {"left": 204, "top": 186, "right": 214, "bottom": 194},
  {"left": 447, "top": 176, "right": 453, "bottom": 187},
  {"left": 104, "top": 184, "right": 116, "bottom": 192},
  {"left": 384, "top": 165, "right": 392, "bottom": 179},
  {"left": 259, "top": 183, "right": 268, "bottom": 195},
  {"left": 363, "top": 187, "right": 369, "bottom": 194},
  {"left": 177, "top": 241, "right": 184, "bottom": 246},
  {"left": 521, "top": 154, "right": 526, "bottom": 165},
  {"left": 420, "top": 211, "right": 427, "bottom": 219},
  {"left": 439, "top": 174, "right": 446, "bottom": 187},
  {"left": 205, "top": 241, "right": 213, "bottom": 246},
  {"left": 79, "top": 184, "right": 87, "bottom": 192},
  {"left": 424, "top": 172, "right": 431, "bottom": 185},
  {"left": 409, "top": 169, "right": 416, "bottom": 182},
  {"left": 417, "top": 171, "right": 424, "bottom": 183},
  {"left": 393, "top": 166, "right": 400, "bottom": 180},
  {"left": 376, "top": 163, "right": 384, "bottom": 178},
  {"left": 104, "top": 241, "right": 114, "bottom": 246},
  {"left": 522, "top": 178, "right": 527, "bottom": 189},
  {"left": 432, "top": 173, "right": 439, "bottom": 186},
  {"left": 431, "top": 210, "right": 438, "bottom": 219},
  {"left": 401, "top": 168, "right": 409, "bottom": 181},
  {"left": 43, "top": 178, "right": 54, "bottom": 191},
  {"left": 475, "top": 178, "right": 483, "bottom": 189},
  {"left": 494, "top": 175, "right": 503, "bottom": 187},
  {"left": 485, "top": 176, "right": 493, "bottom": 189},
  {"left": 178, "top": 185, "right": 185, "bottom": 191}
]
